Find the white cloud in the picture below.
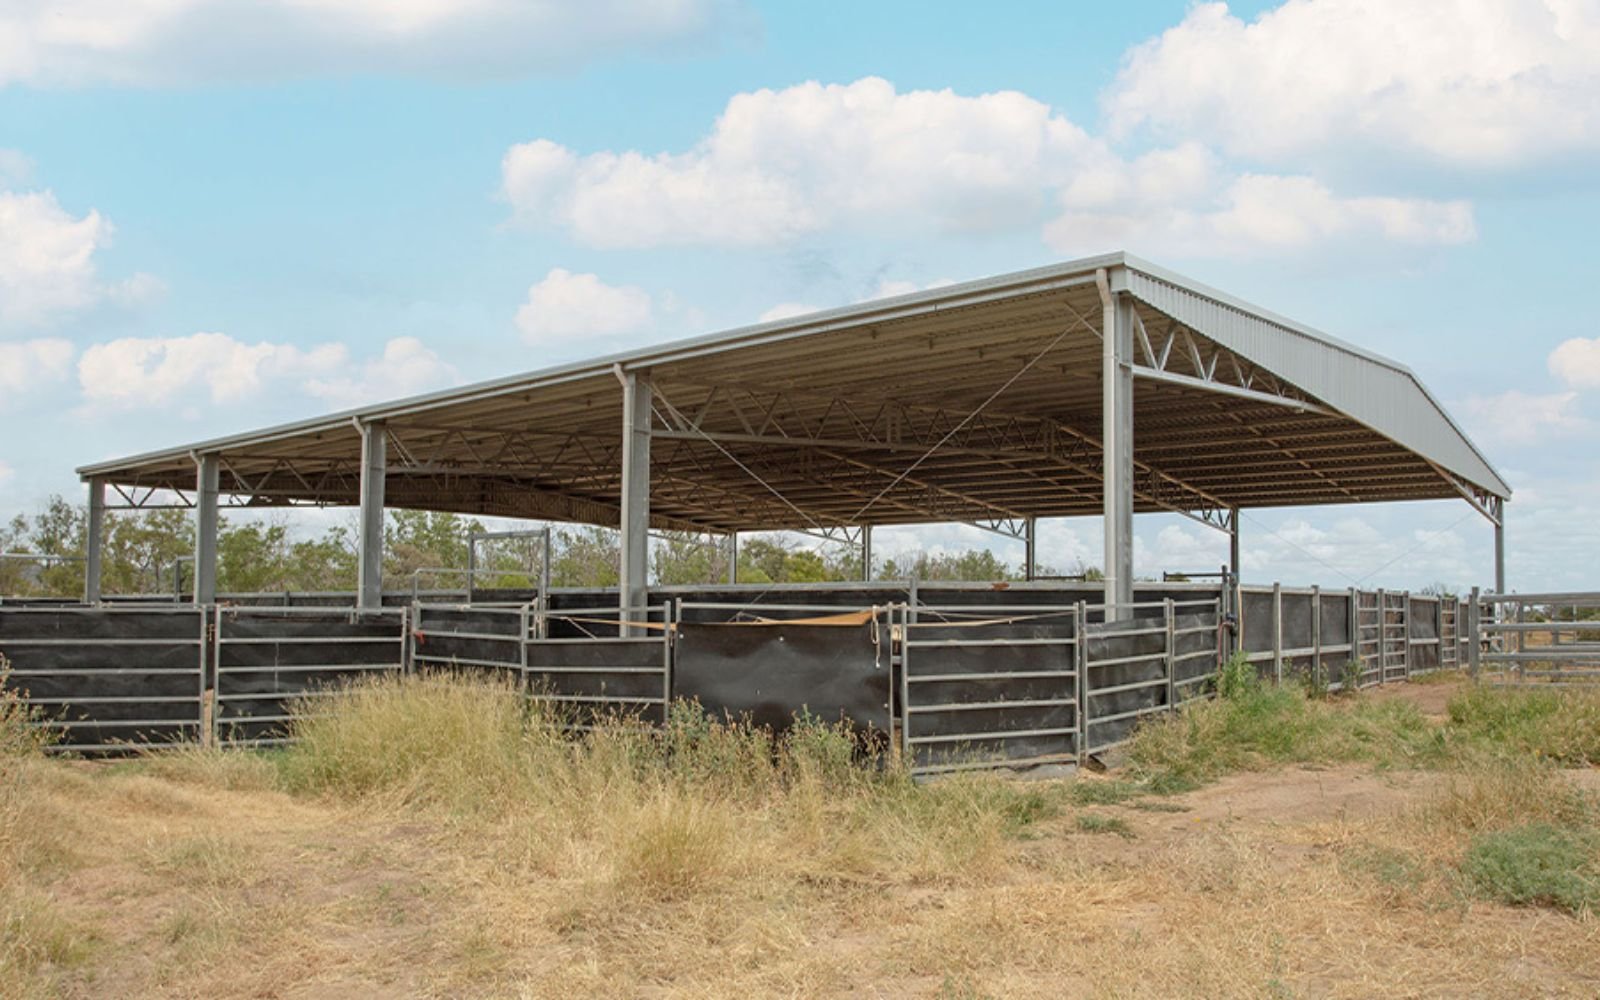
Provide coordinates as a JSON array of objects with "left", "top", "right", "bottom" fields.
[
  {"left": 1461, "top": 389, "right": 1591, "bottom": 446},
  {"left": 0, "top": 459, "right": 11, "bottom": 488},
  {"left": 505, "top": 76, "right": 1478, "bottom": 258},
  {"left": 1549, "top": 336, "right": 1600, "bottom": 388},
  {"left": 503, "top": 77, "right": 1099, "bottom": 248},
  {"left": 77, "top": 332, "right": 458, "bottom": 413},
  {"left": 0, "top": 0, "right": 734, "bottom": 86},
  {"left": 515, "top": 268, "right": 653, "bottom": 344},
  {"left": 0, "top": 150, "right": 33, "bottom": 187},
  {"left": 0, "top": 189, "right": 159, "bottom": 332},
  {"left": 77, "top": 332, "right": 346, "bottom": 409},
  {"left": 757, "top": 302, "right": 819, "bottom": 323},
  {"left": 1047, "top": 160, "right": 1475, "bottom": 258},
  {"left": 0, "top": 338, "right": 73, "bottom": 398},
  {"left": 1105, "top": 0, "right": 1600, "bottom": 171},
  {"left": 303, "top": 336, "right": 459, "bottom": 408}
]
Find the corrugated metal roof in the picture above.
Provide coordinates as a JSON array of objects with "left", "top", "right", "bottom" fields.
[{"left": 76, "top": 252, "right": 1508, "bottom": 530}]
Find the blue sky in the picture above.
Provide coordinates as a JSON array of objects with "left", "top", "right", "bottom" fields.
[{"left": 1, "top": 0, "right": 1597, "bottom": 592}]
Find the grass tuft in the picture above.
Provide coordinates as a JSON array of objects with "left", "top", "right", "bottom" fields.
[
  {"left": 1461, "top": 823, "right": 1600, "bottom": 913},
  {"left": 1075, "top": 813, "right": 1135, "bottom": 839}
]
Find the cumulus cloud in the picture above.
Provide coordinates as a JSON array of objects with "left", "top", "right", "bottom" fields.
[
  {"left": 1105, "top": 0, "right": 1600, "bottom": 171},
  {"left": 515, "top": 268, "right": 654, "bottom": 344},
  {"left": 76, "top": 331, "right": 458, "bottom": 412},
  {"left": 757, "top": 302, "right": 818, "bottom": 323},
  {"left": 303, "top": 336, "right": 459, "bottom": 408},
  {"left": 1046, "top": 143, "right": 1474, "bottom": 257},
  {"left": 0, "top": 0, "right": 736, "bottom": 86},
  {"left": 1549, "top": 336, "right": 1600, "bottom": 388},
  {"left": 504, "top": 76, "right": 1479, "bottom": 257},
  {"left": 77, "top": 332, "right": 345, "bottom": 408},
  {"left": 503, "top": 77, "right": 1099, "bottom": 248},
  {"left": 1461, "top": 389, "right": 1592, "bottom": 446},
  {"left": 0, "top": 338, "right": 73, "bottom": 404},
  {"left": 0, "top": 189, "right": 158, "bottom": 332}
]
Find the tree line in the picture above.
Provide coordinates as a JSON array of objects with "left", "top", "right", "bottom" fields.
[{"left": 0, "top": 495, "right": 1060, "bottom": 598}]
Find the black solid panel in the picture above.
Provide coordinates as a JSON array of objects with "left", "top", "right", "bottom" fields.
[{"left": 673, "top": 622, "right": 889, "bottom": 733}]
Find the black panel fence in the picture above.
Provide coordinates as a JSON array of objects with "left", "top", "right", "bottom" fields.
[
  {"left": 0, "top": 605, "right": 206, "bottom": 751},
  {"left": 212, "top": 607, "right": 410, "bottom": 747},
  {"left": 0, "top": 579, "right": 1498, "bottom": 767}
]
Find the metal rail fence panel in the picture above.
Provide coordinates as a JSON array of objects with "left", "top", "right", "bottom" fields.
[
  {"left": 212, "top": 606, "right": 409, "bottom": 747},
  {"left": 1408, "top": 595, "right": 1441, "bottom": 674},
  {"left": 1472, "top": 589, "right": 1600, "bottom": 685},
  {"left": 525, "top": 604, "right": 672, "bottom": 725},
  {"left": 411, "top": 603, "right": 528, "bottom": 681},
  {"left": 900, "top": 603, "right": 1079, "bottom": 776},
  {"left": 0, "top": 605, "right": 206, "bottom": 752},
  {"left": 1083, "top": 599, "right": 1220, "bottom": 755},
  {"left": 1382, "top": 591, "right": 1410, "bottom": 682},
  {"left": 674, "top": 603, "right": 890, "bottom": 734}
]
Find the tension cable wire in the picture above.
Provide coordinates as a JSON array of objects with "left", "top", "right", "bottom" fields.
[{"left": 844, "top": 321, "right": 1082, "bottom": 525}]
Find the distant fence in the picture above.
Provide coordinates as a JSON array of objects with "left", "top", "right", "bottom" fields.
[
  {"left": 1236, "top": 584, "right": 1463, "bottom": 691},
  {"left": 1472, "top": 590, "right": 1600, "bottom": 685}
]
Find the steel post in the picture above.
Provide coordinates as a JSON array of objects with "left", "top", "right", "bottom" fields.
[
  {"left": 619, "top": 372, "right": 652, "bottom": 631},
  {"left": 727, "top": 532, "right": 737, "bottom": 584},
  {"left": 861, "top": 525, "right": 872, "bottom": 582},
  {"left": 1097, "top": 270, "right": 1134, "bottom": 614},
  {"left": 84, "top": 477, "right": 105, "bottom": 604},
  {"left": 1493, "top": 517, "right": 1505, "bottom": 594},
  {"left": 193, "top": 454, "right": 219, "bottom": 605},
  {"left": 357, "top": 422, "right": 387, "bottom": 610},
  {"left": 1024, "top": 516, "right": 1037, "bottom": 582},
  {"left": 1228, "top": 508, "right": 1241, "bottom": 583}
]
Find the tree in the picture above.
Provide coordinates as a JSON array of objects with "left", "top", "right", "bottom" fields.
[
  {"left": 550, "top": 526, "right": 619, "bottom": 588},
  {"left": 880, "top": 548, "right": 1018, "bottom": 582},
  {"left": 384, "top": 510, "right": 484, "bottom": 588}
]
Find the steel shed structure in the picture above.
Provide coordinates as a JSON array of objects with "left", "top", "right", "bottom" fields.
[{"left": 76, "top": 252, "right": 1509, "bottom": 613}]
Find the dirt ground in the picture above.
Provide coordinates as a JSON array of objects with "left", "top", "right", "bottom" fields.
[{"left": 11, "top": 679, "right": 1600, "bottom": 999}]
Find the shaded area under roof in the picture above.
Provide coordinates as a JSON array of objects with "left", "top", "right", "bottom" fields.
[{"left": 78, "top": 252, "right": 1508, "bottom": 533}]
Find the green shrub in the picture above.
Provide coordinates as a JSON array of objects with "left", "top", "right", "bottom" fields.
[
  {"left": 1074, "top": 814, "right": 1135, "bottom": 839},
  {"left": 1461, "top": 823, "right": 1600, "bottom": 913}
]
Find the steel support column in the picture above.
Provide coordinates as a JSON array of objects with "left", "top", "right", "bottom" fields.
[
  {"left": 1024, "top": 516, "right": 1037, "bottom": 582},
  {"left": 84, "top": 477, "right": 105, "bottom": 604},
  {"left": 193, "top": 454, "right": 219, "bottom": 605},
  {"left": 619, "top": 373, "right": 652, "bottom": 627},
  {"left": 1098, "top": 270, "right": 1134, "bottom": 612},
  {"left": 727, "top": 532, "right": 737, "bottom": 584},
  {"left": 357, "top": 422, "right": 386, "bottom": 610},
  {"left": 1493, "top": 515, "right": 1505, "bottom": 593},
  {"left": 1229, "top": 508, "right": 1241, "bottom": 583},
  {"left": 861, "top": 525, "right": 872, "bottom": 582}
]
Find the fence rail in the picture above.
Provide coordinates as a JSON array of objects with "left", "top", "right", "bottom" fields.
[{"left": 1472, "top": 589, "right": 1600, "bottom": 685}]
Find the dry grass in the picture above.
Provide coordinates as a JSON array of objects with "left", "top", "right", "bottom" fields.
[{"left": 3, "top": 671, "right": 1600, "bottom": 997}]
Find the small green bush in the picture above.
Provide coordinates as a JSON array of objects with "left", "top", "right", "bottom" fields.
[
  {"left": 1074, "top": 814, "right": 1135, "bottom": 839},
  {"left": 1461, "top": 823, "right": 1600, "bottom": 913}
]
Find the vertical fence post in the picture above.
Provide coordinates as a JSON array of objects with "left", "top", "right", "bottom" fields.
[
  {"left": 1164, "top": 597, "right": 1177, "bottom": 714},
  {"left": 1311, "top": 584, "right": 1322, "bottom": 693},
  {"left": 518, "top": 603, "right": 530, "bottom": 695},
  {"left": 1075, "top": 600, "right": 1089, "bottom": 760},
  {"left": 1403, "top": 591, "right": 1412, "bottom": 680},
  {"left": 1348, "top": 587, "right": 1359, "bottom": 689},
  {"left": 203, "top": 606, "right": 215, "bottom": 749},
  {"left": 1271, "top": 582, "right": 1283, "bottom": 685},
  {"left": 1376, "top": 588, "right": 1387, "bottom": 684},
  {"left": 1468, "top": 586, "right": 1481, "bottom": 682}
]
